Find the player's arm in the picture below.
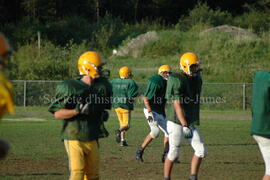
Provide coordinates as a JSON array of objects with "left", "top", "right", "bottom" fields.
[
  {"left": 54, "top": 109, "right": 79, "bottom": 119},
  {"left": 166, "top": 75, "right": 188, "bottom": 126},
  {"left": 48, "top": 82, "right": 89, "bottom": 119},
  {"left": 143, "top": 80, "right": 158, "bottom": 113},
  {"left": 142, "top": 96, "right": 151, "bottom": 112},
  {"left": 173, "top": 99, "right": 187, "bottom": 126}
]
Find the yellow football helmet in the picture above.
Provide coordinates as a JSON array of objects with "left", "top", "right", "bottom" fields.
[
  {"left": 158, "top": 65, "right": 172, "bottom": 80},
  {"left": 119, "top": 66, "right": 132, "bottom": 79},
  {"left": 77, "top": 51, "right": 105, "bottom": 79},
  {"left": 179, "top": 52, "right": 200, "bottom": 76},
  {"left": 0, "top": 33, "right": 12, "bottom": 67},
  {"left": 158, "top": 65, "right": 172, "bottom": 74},
  {"left": 0, "top": 72, "right": 14, "bottom": 119}
]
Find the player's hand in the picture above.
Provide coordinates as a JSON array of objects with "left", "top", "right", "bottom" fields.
[
  {"left": 183, "top": 126, "right": 193, "bottom": 139},
  {"left": 75, "top": 103, "right": 90, "bottom": 115},
  {"left": 147, "top": 111, "right": 154, "bottom": 122},
  {"left": 102, "top": 111, "right": 109, "bottom": 122}
]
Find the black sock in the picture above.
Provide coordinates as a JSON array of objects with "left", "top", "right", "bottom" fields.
[{"left": 138, "top": 147, "right": 144, "bottom": 152}]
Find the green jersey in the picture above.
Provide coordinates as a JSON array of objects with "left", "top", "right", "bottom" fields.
[
  {"left": 144, "top": 74, "right": 167, "bottom": 116},
  {"left": 111, "top": 78, "right": 139, "bottom": 110},
  {"left": 165, "top": 72, "right": 202, "bottom": 126},
  {"left": 48, "top": 77, "right": 112, "bottom": 141},
  {"left": 251, "top": 71, "right": 270, "bottom": 138}
]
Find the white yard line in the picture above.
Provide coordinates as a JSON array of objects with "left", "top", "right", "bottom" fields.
[{"left": 2, "top": 118, "right": 46, "bottom": 122}]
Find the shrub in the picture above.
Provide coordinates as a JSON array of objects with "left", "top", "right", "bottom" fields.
[
  {"left": 233, "top": 11, "right": 270, "bottom": 34},
  {"left": 12, "top": 40, "right": 89, "bottom": 80},
  {"left": 175, "top": 2, "right": 232, "bottom": 31}
]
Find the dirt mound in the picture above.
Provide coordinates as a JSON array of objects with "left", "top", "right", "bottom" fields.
[
  {"left": 200, "top": 25, "right": 257, "bottom": 40},
  {"left": 113, "top": 31, "right": 159, "bottom": 58}
]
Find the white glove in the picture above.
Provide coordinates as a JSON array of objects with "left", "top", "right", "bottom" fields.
[
  {"left": 147, "top": 111, "right": 154, "bottom": 123},
  {"left": 75, "top": 103, "right": 90, "bottom": 115},
  {"left": 183, "top": 126, "right": 193, "bottom": 139}
]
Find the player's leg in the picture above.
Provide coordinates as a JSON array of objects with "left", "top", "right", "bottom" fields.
[
  {"left": 114, "top": 108, "right": 123, "bottom": 143},
  {"left": 142, "top": 110, "right": 160, "bottom": 145},
  {"left": 164, "top": 121, "right": 182, "bottom": 179},
  {"left": 161, "top": 136, "right": 169, "bottom": 163},
  {"left": 136, "top": 109, "right": 160, "bottom": 162},
  {"left": 253, "top": 135, "right": 270, "bottom": 180},
  {"left": 64, "top": 140, "right": 85, "bottom": 180},
  {"left": 84, "top": 140, "right": 100, "bottom": 180},
  {"left": 156, "top": 113, "right": 169, "bottom": 162},
  {"left": 188, "top": 128, "right": 207, "bottom": 180},
  {"left": 263, "top": 175, "right": 270, "bottom": 180},
  {"left": 135, "top": 135, "right": 153, "bottom": 162},
  {"left": 157, "top": 113, "right": 180, "bottom": 163},
  {"left": 119, "top": 108, "right": 130, "bottom": 146},
  {"left": 163, "top": 136, "right": 169, "bottom": 153}
]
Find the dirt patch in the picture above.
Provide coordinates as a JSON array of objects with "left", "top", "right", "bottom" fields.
[
  {"left": 0, "top": 157, "right": 68, "bottom": 179},
  {"left": 200, "top": 25, "right": 258, "bottom": 40},
  {"left": 2, "top": 118, "right": 46, "bottom": 122},
  {"left": 113, "top": 31, "right": 159, "bottom": 58}
]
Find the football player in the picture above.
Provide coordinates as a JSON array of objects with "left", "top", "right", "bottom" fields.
[
  {"left": 163, "top": 52, "right": 207, "bottom": 180},
  {"left": 135, "top": 65, "right": 172, "bottom": 162},
  {"left": 251, "top": 71, "right": 270, "bottom": 180},
  {"left": 111, "top": 66, "right": 139, "bottom": 146},
  {"left": 0, "top": 33, "right": 14, "bottom": 160},
  {"left": 48, "top": 51, "right": 112, "bottom": 180}
]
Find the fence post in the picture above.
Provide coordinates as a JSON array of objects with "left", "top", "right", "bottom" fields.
[
  {"left": 242, "top": 83, "right": 246, "bottom": 110},
  {"left": 23, "top": 80, "right": 27, "bottom": 107}
]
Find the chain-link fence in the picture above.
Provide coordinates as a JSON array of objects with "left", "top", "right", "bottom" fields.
[{"left": 12, "top": 80, "right": 253, "bottom": 110}]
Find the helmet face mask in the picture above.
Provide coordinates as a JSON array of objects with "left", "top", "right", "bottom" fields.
[
  {"left": 81, "top": 62, "right": 100, "bottom": 78},
  {"left": 189, "top": 64, "right": 201, "bottom": 77}
]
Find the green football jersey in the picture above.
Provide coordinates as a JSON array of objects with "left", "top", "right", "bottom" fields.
[
  {"left": 251, "top": 71, "right": 270, "bottom": 138},
  {"left": 48, "top": 77, "right": 112, "bottom": 141},
  {"left": 144, "top": 74, "right": 167, "bottom": 116},
  {"left": 111, "top": 78, "right": 139, "bottom": 110},
  {"left": 165, "top": 72, "right": 202, "bottom": 126}
]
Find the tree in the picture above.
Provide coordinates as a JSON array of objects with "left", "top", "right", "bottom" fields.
[{"left": 243, "top": 0, "right": 270, "bottom": 12}]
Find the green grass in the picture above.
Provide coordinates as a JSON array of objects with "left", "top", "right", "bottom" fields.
[{"left": 0, "top": 107, "right": 263, "bottom": 180}]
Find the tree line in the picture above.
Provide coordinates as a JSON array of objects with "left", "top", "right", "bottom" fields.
[{"left": 1, "top": 0, "right": 269, "bottom": 25}]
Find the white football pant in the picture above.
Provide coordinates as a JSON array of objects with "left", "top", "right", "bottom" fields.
[
  {"left": 166, "top": 121, "right": 207, "bottom": 161},
  {"left": 143, "top": 108, "right": 168, "bottom": 138},
  {"left": 253, "top": 135, "right": 270, "bottom": 175}
]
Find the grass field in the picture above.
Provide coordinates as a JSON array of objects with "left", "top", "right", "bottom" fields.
[{"left": 0, "top": 107, "right": 263, "bottom": 180}]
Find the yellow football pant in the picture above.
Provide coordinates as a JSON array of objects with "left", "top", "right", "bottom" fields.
[
  {"left": 115, "top": 107, "right": 130, "bottom": 128},
  {"left": 0, "top": 72, "right": 14, "bottom": 119},
  {"left": 64, "top": 140, "right": 99, "bottom": 180}
]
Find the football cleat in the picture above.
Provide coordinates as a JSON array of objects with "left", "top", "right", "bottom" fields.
[
  {"left": 120, "top": 140, "right": 128, "bottom": 147},
  {"left": 115, "top": 130, "right": 121, "bottom": 143},
  {"left": 135, "top": 147, "right": 144, "bottom": 162},
  {"left": 188, "top": 174, "right": 198, "bottom": 180}
]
